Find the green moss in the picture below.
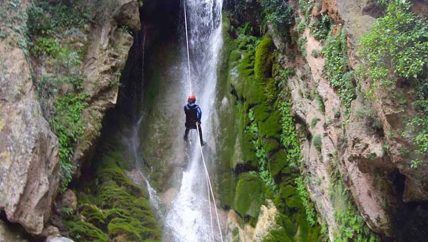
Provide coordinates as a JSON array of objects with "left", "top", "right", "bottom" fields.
[
  {"left": 219, "top": 19, "right": 323, "bottom": 240},
  {"left": 65, "top": 218, "right": 108, "bottom": 242},
  {"left": 253, "top": 103, "right": 271, "bottom": 123},
  {"left": 269, "top": 150, "right": 288, "bottom": 177},
  {"left": 233, "top": 172, "right": 264, "bottom": 218},
  {"left": 258, "top": 112, "right": 282, "bottom": 139},
  {"left": 264, "top": 138, "right": 281, "bottom": 155},
  {"left": 254, "top": 35, "right": 274, "bottom": 81},
  {"left": 108, "top": 218, "right": 145, "bottom": 241},
  {"left": 64, "top": 141, "right": 161, "bottom": 241},
  {"left": 79, "top": 204, "right": 106, "bottom": 227}
]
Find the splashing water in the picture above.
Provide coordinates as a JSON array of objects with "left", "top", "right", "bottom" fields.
[{"left": 164, "top": 0, "right": 224, "bottom": 241}]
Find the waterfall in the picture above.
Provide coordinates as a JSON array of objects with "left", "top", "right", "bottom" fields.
[{"left": 164, "top": 0, "right": 224, "bottom": 241}]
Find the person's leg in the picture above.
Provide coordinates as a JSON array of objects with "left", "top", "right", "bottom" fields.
[
  {"left": 184, "top": 128, "right": 190, "bottom": 141},
  {"left": 197, "top": 124, "right": 205, "bottom": 145}
]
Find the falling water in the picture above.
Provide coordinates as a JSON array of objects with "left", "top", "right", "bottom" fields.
[
  {"left": 164, "top": 0, "right": 224, "bottom": 241},
  {"left": 124, "top": 27, "right": 163, "bottom": 217}
]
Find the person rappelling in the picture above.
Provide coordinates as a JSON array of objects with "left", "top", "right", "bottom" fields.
[{"left": 184, "top": 95, "right": 206, "bottom": 146}]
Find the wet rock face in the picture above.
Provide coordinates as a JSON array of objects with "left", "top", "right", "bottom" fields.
[
  {"left": 72, "top": 0, "right": 138, "bottom": 167},
  {"left": 0, "top": 1, "right": 59, "bottom": 235}
]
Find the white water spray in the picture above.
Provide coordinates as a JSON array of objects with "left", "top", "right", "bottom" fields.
[{"left": 165, "top": 0, "right": 224, "bottom": 241}]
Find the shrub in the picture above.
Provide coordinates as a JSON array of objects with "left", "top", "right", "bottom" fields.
[
  {"left": 297, "top": 36, "right": 307, "bottom": 56},
  {"left": 296, "top": 176, "right": 317, "bottom": 226},
  {"left": 359, "top": 1, "right": 428, "bottom": 159},
  {"left": 314, "top": 92, "right": 325, "bottom": 113},
  {"left": 278, "top": 100, "right": 301, "bottom": 168},
  {"left": 247, "top": 109, "right": 277, "bottom": 194},
  {"left": 331, "top": 174, "right": 379, "bottom": 241},
  {"left": 31, "top": 37, "right": 61, "bottom": 57},
  {"left": 259, "top": 0, "right": 294, "bottom": 37},
  {"left": 359, "top": 1, "right": 428, "bottom": 87},
  {"left": 323, "top": 29, "right": 355, "bottom": 113},
  {"left": 51, "top": 94, "right": 88, "bottom": 191},
  {"left": 310, "top": 14, "right": 332, "bottom": 41},
  {"left": 298, "top": 0, "right": 314, "bottom": 23}
]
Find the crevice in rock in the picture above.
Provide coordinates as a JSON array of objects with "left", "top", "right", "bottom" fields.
[{"left": 0, "top": 211, "right": 41, "bottom": 242}]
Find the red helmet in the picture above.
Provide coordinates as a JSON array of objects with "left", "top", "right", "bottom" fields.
[{"left": 187, "top": 95, "right": 196, "bottom": 103}]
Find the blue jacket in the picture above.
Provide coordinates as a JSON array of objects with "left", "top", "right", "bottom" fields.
[{"left": 184, "top": 103, "right": 202, "bottom": 128}]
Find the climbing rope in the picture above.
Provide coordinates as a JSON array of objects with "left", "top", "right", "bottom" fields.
[
  {"left": 183, "top": 0, "right": 193, "bottom": 94},
  {"left": 183, "top": 0, "right": 224, "bottom": 241},
  {"left": 197, "top": 125, "right": 225, "bottom": 242}
]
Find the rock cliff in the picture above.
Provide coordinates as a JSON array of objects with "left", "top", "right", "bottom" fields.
[{"left": 0, "top": 0, "right": 141, "bottom": 237}]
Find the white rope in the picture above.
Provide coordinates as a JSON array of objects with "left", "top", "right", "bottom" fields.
[
  {"left": 183, "top": 0, "right": 193, "bottom": 94},
  {"left": 183, "top": 0, "right": 224, "bottom": 241},
  {"left": 198, "top": 123, "right": 224, "bottom": 242},
  {"left": 207, "top": 176, "right": 215, "bottom": 242}
]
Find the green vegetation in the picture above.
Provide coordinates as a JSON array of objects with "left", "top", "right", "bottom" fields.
[
  {"left": 310, "top": 14, "right": 332, "bottom": 41},
  {"left": 278, "top": 100, "right": 301, "bottom": 169},
  {"left": 359, "top": 1, "right": 427, "bottom": 87},
  {"left": 247, "top": 109, "right": 277, "bottom": 194},
  {"left": 359, "top": 1, "right": 428, "bottom": 163},
  {"left": 51, "top": 93, "right": 88, "bottom": 191},
  {"left": 259, "top": 0, "right": 294, "bottom": 38},
  {"left": 323, "top": 28, "right": 355, "bottom": 114},
  {"left": 27, "top": 1, "right": 91, "bottom": 191},
  {"left": 329, "top": 159, "right": 379, "bottom": 242},
  {"left": 234, "top": 172, "right": 264, "bottom": 218},
  {"left": 27, "top": 1, "right": 89, "bottom": 58},
  {"left": 65, "top": 143, "right": 161, "bottom": 241},
  {"left": 297, "top": 35, "right": 308, "bottom": 56},
  {"left": 255, "top": 36, "right": 274, "bottom": 81},
  {"left": 298, "top": 0, "right": 314, "bottom": 24},
  {"left": 220, "top": 26, "right": 322, "bottom": 239},
  {"left": 296, "top": 177, "right": 317, "bottom": 226}
]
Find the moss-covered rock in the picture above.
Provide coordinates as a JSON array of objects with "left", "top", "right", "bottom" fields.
[
  {"left": 64, "top": 139, "right": 161, "bottom": 241},
  {"left": 216, "top": 19, "right": 324, "bottom": 240},
  {"left": 254, "top": 35, "right": 274, "bottom": 82},
  {"left": 65, "top": 218, "right": 108, "bottom": 242},
  {"left": 269, "top": 150, "right": 288, "bottom": 177},
  {"left": 233, "top": 172, "right": 264, "bottom": 218}
]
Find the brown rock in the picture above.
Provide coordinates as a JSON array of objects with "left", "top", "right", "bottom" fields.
[
  {"left": 114, "top": 0, "right": 142, "bottom": 32},
  {"left": 0, "top": 1, "right": 59, "bottom": 235},
  {"left": 72, "top": 0, "right": 136, "bottom": 169},
  {"left": 61, "top": 190, "right": 77, "bottom": 211}
]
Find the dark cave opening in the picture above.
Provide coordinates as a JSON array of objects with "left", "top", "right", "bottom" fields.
[{"left": 390, "top": 170, "right": 428, "bottom": 242}]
